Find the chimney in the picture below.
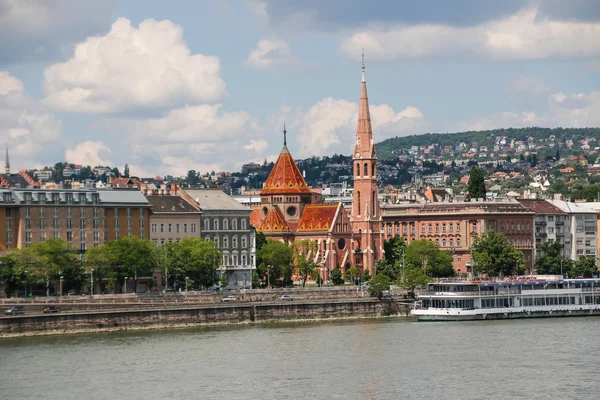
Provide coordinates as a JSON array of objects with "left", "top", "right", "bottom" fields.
[{"left": 171, "top": 183, "right": 178, "bottom": 195}]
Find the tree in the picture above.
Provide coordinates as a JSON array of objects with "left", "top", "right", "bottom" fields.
[
  {"left": 375, "top": 259, "right": 398, "bottom": 281},
  {"left": 368, "top": 273, "right": 391, "bottom": 299},
  {"left": 292, "top": 240, "right": 318, "bottom": 287},
  {"left": 467, "top": 166, "right": 486, "bottom": 200},
  {"left": 164, "top": 238, "right": 220, "bottom": 289},
  {"left": 346, "top": 267, "right": 360, "bottom": 284},
  {"left": 111, "top": 167, "right": 120, "bottom": 177},
  {"left": 471, "top": 231, "right": 525, "bottom": 277},
  {"left": 534, "top": 241, "right": 571, "bottom": 275},
  {"left": 571, "top": 256, "right": 598, "bottom": 278},
  {"left": 220, "top": 274, "right": 229, "bottom": 288},
  {"left": 404, "top": 240, "right": 455, "bottom": 278},
  {"left": 396, "top": 265, "right": 431, "bottom": 298},
  {"left": 331, "top": 268, "right": 344, "bottom": 285},
  {"left": 252, "top": 271, "right": 261, "bottom": 289},
  {"left": 362, "top": 269, "right": 371, "bottom": 284},
  {"left": 123, "top": 163, "right": 130, "bottom": 178},
  {"left": 0, "top": 254, "right": 21, "bottom": 297},
  {"left": 258, "top": 240, "right": 293, "bottom": 286},
  {"left": 383, "top": 236, "right": 406, "bottom": 267}
]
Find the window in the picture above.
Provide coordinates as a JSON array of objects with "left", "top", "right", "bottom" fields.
[
  {"left": 548, "top": 216, "right": 554, "bottom": 222},
  {"left": 67, "top": 219, "right": 72, "bottom": 230},
  {"left": 548, "top": 227, "right": 554, "bottom": 233},
  {"left": 232, "top": 236, "right": 238, "bottom": 248},
  {"left": 223, "top": 254, "right": 229, "bottom": 265},
  {"left": 152, "top": 223, "right": 157, "bottom": 233},
  {"left": 421, "top": 224, "right": 425, "bottom": 233},
  {"left": 94, "top": 231, "right": 99, "bottom": 242},
  {"left": 242, "top": 254, "right": 247, "bottom": 266},
  {"left": 233, "top": 254, "right": 238, "bottom": 266},
  {"left": 40, "top": 232, "right": 46, "bottom": 242},
  {"left": 577, "top": 238, "right": 584, "bottom": 245},
  {"left": 80, "top": 219, "right": 86, "bottom": 229},
  {"left": 53, "top": 219, "right": 59, "bottom": 229},
  {"left": 472, "top": 222, "right": 477, "bottom": 232},
  {"left": 450, "top": 239, "right": 454, "bottom": 247},
  {"left": 213, "top": 218, "right": 219, "bottom": 230},
  {"left": 428, "top": 224, "right": 432, "bottom": 233},
  {"left": 40, "top": 207, "right": 45, "bottom": 218},
  {"left": 80, "top": 231, "right": 86, "bottom": 241},
  {"left": 25, "top": 207, "right": 31, "bottom": 218},
  {"left": 67, "top": 231, "right": 73, "bottom": 242},
  {"left": 127, "top": 208, "right": 132, "bottom": 217},
  {"left": 160, "top": 224, "right": 164, "bottom": 233},
  {"left": 176, "top": 224, "right": 180, "bottom": 233},
  {"left": 577, "top": 249, "right": 584, "bottom": 255},
  {"left": 168, "top": 223, "right": 172, "bottom": 233},
  {"left": 214, "top": 236, "right": 220, "bottom": 248},
  {"left": 457, "top": 255, "right": 461, "bottom": 262},
  {"left": 442, "top": 239, "right": 446, "bottom": 247},
  {"left": 80, "top": 243, "right": 86, "bottom": 252},
  {"left": 191, "top": 223, "right": 197, "bottom": 233},
  {"left": 232, "top": 219, "right": 238, "bottom": 230},
  {"left": 204, "top": 219, "right": 209, "bottom": 231},
  {"left": 585, "top": 239, "right": 591, "bottom": 246},
  {"left": 442, "top": 224, "right": 446, "bottom": 233},
  {"left": 435, "top": 239, "right": 439, "bottom": 246},
  {"left": 435, "top": 224, "right": 439, "bottom": 233},
  {"left": 241, "top": 236, "right": 247, "bottom": 248},
  {"left": 54, "top": 231, "right": 59, "bottom": 239},
  {"left": 223, "top": 219, "right": 229, "bottom": 230},
  {"left": 456, "top": 223, "right": 461, "bottom": 232},
  {"left": 25, "top": 232, "right": 31, "bottom": 243},
  {"left": 93, "top": 207, "right": 99, "bottom": 218},
  {"left": 67, "top": 207, "right": 72, "bottom": 218},
  {"left": 457, "top": 239, "right": 461, "bottom": 247},
  {"left": 25, "top": 219, "right": 31, "bottom": 230},
  {"left": 241, "top": 219, "right": 247, "bottom": 230},
  {"left": 184, "top": 223, "right": 188, "bottom": 233},
  {"left": 80, "top": 207, "right": 85, "bottom": 218},
  {"left": 223, "top": 236, "right": 229, "bottom": 248}
]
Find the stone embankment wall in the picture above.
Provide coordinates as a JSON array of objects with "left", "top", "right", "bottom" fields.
[{"left": 0, "top": 300, "right": 411, "bottom": 337}]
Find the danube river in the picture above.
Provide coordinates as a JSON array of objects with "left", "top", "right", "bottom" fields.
[{"left": 1, "top": 317, "right": 599, "bottom": 400}]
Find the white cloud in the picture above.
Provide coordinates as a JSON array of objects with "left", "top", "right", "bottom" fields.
[
  {"left": 506, "top": 76, "right": 553, "bottom": 98},
  {"left": 65, "top": 141, "right": 113, "bottom": 167},
  {"left": 246, "top": 38, "right": 295, "bottom": 71},
  {"left": 43, "top": 17, "right": 226, "bottom": 113},
  {"left": 292, "top": 97, "right": 427, "bottom": 158},
  {"left": 340, "top": 7, "right": 600, "bottom": 61},
  {"left": 456, "top": 90, "right": 600, "bottom": 131},
  {"left": 0, "top": 71, "right": 63, "bottom": 170},
  {"left": 105, "top": 104, "right": 268, "bottom": 176},
  {"left": 0, "top": 0, "right": 117, "bottom": 64}
]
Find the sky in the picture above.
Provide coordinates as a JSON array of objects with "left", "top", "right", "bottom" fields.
[{"left": 0, "top": 0, "right": 599, "bottom": 177}]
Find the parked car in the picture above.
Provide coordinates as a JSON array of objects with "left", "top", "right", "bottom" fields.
[
  {"left": 42, "top": 306, "right": 60, "bottom": 314},
  {"left": 222, "top": 295, "right": 237, "bottom": 302},
  {"left": 279, "top": 295, "right": 294, "bottom": 301},
  {"left": 5, "top": 306, "right": 25, "bottom": 315}
]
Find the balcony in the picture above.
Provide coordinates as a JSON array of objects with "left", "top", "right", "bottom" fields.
[
  {"left": 555, "top": 221, "right": 564, "bottom": 226},
  {"left": 535, "top": 232, "right": 547, "bottom": 238},
  {"left": 535, "top": 221, "right": 547, "bottom": 226}
]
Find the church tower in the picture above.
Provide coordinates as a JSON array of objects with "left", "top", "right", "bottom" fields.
[
  {"left": 5, "top": 143, "right": 10, "bottom": 174},
  {"left": 350, "top": 55, "right": 383, "bottom": 275}
]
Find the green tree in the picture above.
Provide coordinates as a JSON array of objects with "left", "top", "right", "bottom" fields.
[
  {"left": 467, "top": 166, "right": 486, "bottom": 200},
  {"left": 252, "top": 271, "right": 261, "bottom": 289},
  {"left": 0, "top": 254, "right": 22, "bottom": 297},
  {"left": 345, "top": 267, "right": 360, "bottom": 284},
  {"left": 123, "top": 163, "right": 130, "bottom": 177},
  {"left": 368, "top": 273, "right": 391, "bottom": 299},
  {"left": 383, "top": 236, "right": 406, "bottom": 266},
  {"left": 396, "top": 265, "right": 431, "bottom": 298},
  {"left": 375, "top": 259, "right": 398, "bottom": 281},
  {"left": 331, "top": 268, "right": 344, "bottom": 285},
  {"left": 471, "top": 231, "right": 525, "bottom": 277},
  {"left": 164, "top": 238, "right": 220, "bottom": 289},
  {"left": 571, "top": 256, "right": 598, "bottom": 278},
  {"left": 220, "top": 274, "right": 229, "bottom": 288},
  {"left": 292, "top": 240, "right": 318, "bottom": 287},
  {"left": 259, "top": 240, "right": 293, "bottom": 286},
  {"left": 534, "top": 241, "right": 571, "bottom": 275},
  {"left": 362, "top": 269, "right": 371, "bottom": 284},
  {"left": 404, "top": 240, "right": 455, "bottom": 278}
]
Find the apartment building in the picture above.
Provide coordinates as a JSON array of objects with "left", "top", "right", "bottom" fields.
[
  {"left": 183, "top": 188, "right": 256, "bottom": 289},
  {"left": 381, "top": 200, "right": 535, "bottom": 274},
  {"left": 0, "top": 188, "right": 150, "bottom": 256},
  {"left": 517, "top": 199, "right": 568, "bottom": 262},
  {"left": 550, "top": 200, "right": 599, "bottom": 262},
  {"left": 146, "top": 194, "right": 201, "bottom": 245}
]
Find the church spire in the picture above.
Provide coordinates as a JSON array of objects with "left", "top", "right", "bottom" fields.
[
  {"left": 361, "top": 48, "right": 365, "bottom": 83},
  {"left": 5, "top": 143, "right": 9, "bottom": 174},
  {"left": 354, "top": 52, "right": 375, "bottom": 159},
  {"left": 283, "top": 124, "right": 287, "bottom": 147}
]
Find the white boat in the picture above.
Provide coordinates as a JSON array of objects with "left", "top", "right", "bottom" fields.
[{"left": 411, "top": 275, "right": 600, "bottom": 321}]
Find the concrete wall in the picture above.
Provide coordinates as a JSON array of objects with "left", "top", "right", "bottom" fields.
[{"left": 0, "top": 300, "right": 408, "bottom": 337}]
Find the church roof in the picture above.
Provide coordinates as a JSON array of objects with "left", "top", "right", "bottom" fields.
[
  {"left": 259, "top": 205, "right": 291, "bottom": 233},
  {"left": 296, "top": 204, "right": 339, "bottom": 232},
  {"left": 261, "top": 145, "right": 311, "bottom": 195},
  {"left": 249, "top": 208, "right": 262, "bottom": 228}
]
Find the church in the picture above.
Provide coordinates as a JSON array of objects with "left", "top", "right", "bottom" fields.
[{"left": 251, "top": 60, "right": 384, "bottom": 277}]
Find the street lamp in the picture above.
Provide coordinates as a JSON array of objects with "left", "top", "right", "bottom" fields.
[
  {"left": 59, "top": 276, "right": 64, "bottom": 297},
  {"left": 91, "top": 268, "right": 94, "bottom": 296},
  {"left": 124, "top": 277, "right": 128, "bottom": 294},
  {"left": 185, "top": 276, "right": 189, "bottom": 292},
  {"left": 23, "top": 270, "right": 28, "bottom": 298}
]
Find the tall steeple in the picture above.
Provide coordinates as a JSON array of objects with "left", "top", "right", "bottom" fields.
[
  {"left": 5, "top": 143, "right": 9, "bottom": 174},
  {"left": 350, "top": 52, "right": 383, "bottom": 276},
  {"left": 283, "top": 124, "right": 287, "bottom": 147}
]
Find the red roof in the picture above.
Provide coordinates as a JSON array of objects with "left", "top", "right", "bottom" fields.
[
  {"left": 261, "top": 147, "right": 311, "bottom": 195},
  {"left": 249, "top": 208, "right": 262, "bottom": 228},
  {"left": 259, "top": 206, "right": 291, "bottom": 233},
  {"left": 297, "top": 204, "right": 339, "bottom": 232}
]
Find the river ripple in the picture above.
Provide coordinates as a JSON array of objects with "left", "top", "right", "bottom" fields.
[{"left": 1, "top": 317, "right": 599, "bottom": 400}]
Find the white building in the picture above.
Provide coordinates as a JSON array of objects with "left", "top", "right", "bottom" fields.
[{"left": 548, "top": 200, "right": 598, "bottom": 262}]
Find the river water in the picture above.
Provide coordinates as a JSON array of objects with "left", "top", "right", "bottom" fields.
[{"left": 1, "top": 317, "right": 599, "bottom": 400}]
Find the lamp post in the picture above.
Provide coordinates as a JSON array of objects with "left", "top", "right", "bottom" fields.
[
  {"left": 23, "top": 270, "right": 28, "bottom": 298},
  {"left": 91, "top": 268, "right": 94, "bottom": 296},
  {"left": 59, "top": 276, "right": 64, "bottom": 297},
  {"left": 124, "top": 277, "right": 128, "bottom": 294},
  {"left": 267, "top": 265, "right": 270, "bottom": 289},
  {"left": 185, "top": 276, "right": 189, "bottom": 292}
]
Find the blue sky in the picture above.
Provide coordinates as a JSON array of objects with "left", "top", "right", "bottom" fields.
[{"left": 0, "top": 0, "right": 599, "bottom": 177}]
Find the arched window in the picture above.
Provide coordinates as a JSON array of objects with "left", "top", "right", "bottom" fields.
[
  {"left": 372, "top": 191, "right": 376, "bottom": 216},
  {"left": 223, "top": 236, "right": 229, "bottom": 248},
  {"left": 364, "top": 163, "right": 368, "bottom": 177},
  {"left": 457, "top": 239, "right": 461, "bottom": 247},
  {"left": 232, "top": 219, "right": 238, "bottom": 230},
  {"left": 213, "top": 218, "right": 219, "bottom": 230},
  {"left": 357, "top": 191, "right": 361, "bottom": 215},
  {"left": 232, "top": 235, "right": 238, "bottom": 248},
  {"left": 372, "top": 163, "right": 375, "bottom": 177},
  {"left": 442, "top": 239, "right": 446, "bottom": 247},
  {"left": 204, "top": 219, "right": 210, "bottom": 231},
  {"left": 449, "top": 239, "right": 454, "bottom": 247},
  {"left": 241, "top": 219, "right": 247, "bottom": 230},
  {"left": 214, "top": 236, "right": 220, "bottom": 248},
  {"left": 435, "top": 239, "right": 439, "bottom": 246},
  {"left": 241, "top": 236, "right": 247, "bottom": 248},
  {"left": 356, "top": 163, "right": 360, "bottom": 176},
  {"left": 223, "top": 219, "right": 229, "bottom": 230}
]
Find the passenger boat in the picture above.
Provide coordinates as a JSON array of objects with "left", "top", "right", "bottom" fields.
[{"left": 411, "top": 275, "right": 600, "bottom": 321}]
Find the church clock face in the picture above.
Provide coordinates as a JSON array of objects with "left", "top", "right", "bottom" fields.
[{"left": 355, "top": 152, "right": 360, "bottom": 158}]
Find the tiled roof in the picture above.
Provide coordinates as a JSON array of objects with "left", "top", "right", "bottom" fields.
[
  {"left": 249, "top": 208, "right": 262, "bottom": 228},
  {"left": 517, "top": 199, "right": 566, "bottom": 214},
  {"left": 0, "top": 173, "right": 30, "bottom": 188},
  {"left": 297, "top": 204, "right": 338, "bottom": 232},
  {"left": 259, "top": 206, "right": 291, "bottom": 233},
  {"left": 261, "top": 147, "right": 311, "bottom": 195},
  {"left": 146, "top": 195, "right": 200, "bottom": 213}
]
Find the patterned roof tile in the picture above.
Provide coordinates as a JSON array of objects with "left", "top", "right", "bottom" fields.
[
  {"left": 261, "top": 147, "right": 311, "bottom": 195},
  {"left": 297, "top": 204, "right": 339, "bottom": 232},
  {"left": 259, "top": 205, "right": 291, "bottom": 233}
]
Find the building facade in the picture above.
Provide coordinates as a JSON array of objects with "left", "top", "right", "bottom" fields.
[
  {"left": 516, "top": 199, "right": 567, "bottom": 263},
  {"left": 183, "top": 188, "right": 256, "bottom": 289},
  {"left": 0, "top": 188, "right": 150, "bottom": 257},
  {"left": 146, "top": 194, "right": 201, "bottom": 246},
  {"left": 548, "top": 200, "right": 598, "bottom": 263},
  {"left": 381, "top": 201, "right": 535, "bottom": 273}
]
